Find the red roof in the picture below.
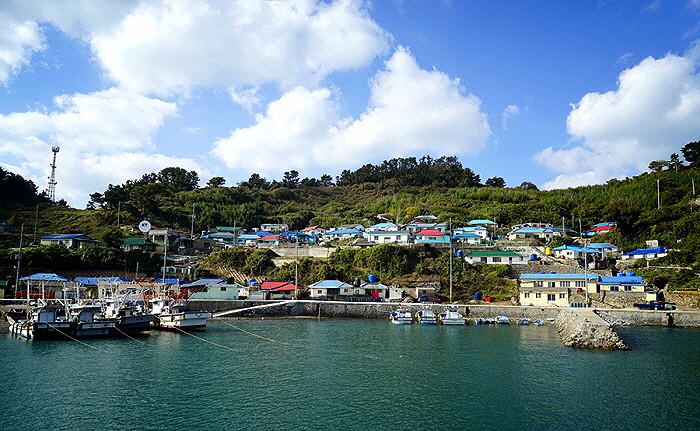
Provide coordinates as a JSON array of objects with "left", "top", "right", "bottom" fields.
[
  {"left": 588, "top": 225, "right": 616, "bottom": 232},
  {"left": 417, "top": 229, "right": 444, "bottom": 236},
  {"left": 302, "top": 225, "right": 325, "bottom": 231},
  {"left": 260, "top": 281, "right": 299, "bottom": 291},
  {"left": 259, "top": 235, "right": 282, "bottom": 241}
]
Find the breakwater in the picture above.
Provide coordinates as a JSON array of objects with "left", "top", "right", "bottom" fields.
[{"left": 555, "top": 309, "right": 628, "bottom": 350}]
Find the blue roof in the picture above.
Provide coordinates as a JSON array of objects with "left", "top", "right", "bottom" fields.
[
  {"left": 182, "top": 278, "right": 225, "bottom": 287},
  {"left": 520, "top": 273, "right": 597, "bottom": 280},
  {"left": 623, "top": 247, "right": 668, "bottom": 256},
  {"left": 74, "top": 276, "right": 130, "bottom": 286},
  {"left": 512, "top": 227, "right": 552, "bottom": 233},
  {"left": 20, "top": 273, "right": 69, "bottom": 281},
  {"left": 368, "top": 222, "right": 398, "bottom": 229},
  {"left": 598, "top": 275, "right": 644, "bottom": 285},
  {"left": 452, "top": 233, "right": 481, "bottom": 238},
  {"left": 325, "top": 229, "right": 363, "bottom": 236},
  {"left": 591, "top": 222, "right": 616, "bottom": 228},
  {"left": 41, "top": 233, "right": 98, "bottom": 242},
  {"left": 308, "top": 280, "right": 353, "bottom": 289},
  {"left": 468, "top": 219, "right": 497, "bottom": 225}
]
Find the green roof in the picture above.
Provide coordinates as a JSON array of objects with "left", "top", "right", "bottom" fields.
[
  {"left": 123, "top": 238, "right": 157, "bottom": 245},
  {"left": 467, "top": 250, "right": 525, "bottom": 257},
  {"left": 215, "top": 226, "right": 244, "bottom": 231}
]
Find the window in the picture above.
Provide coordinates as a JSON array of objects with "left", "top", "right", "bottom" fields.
[
  {"left": 524, "top": 293, "right": 530, "bottom": 298},
  {"left": 547, "top": 282, "right": 555, "bottom": 288},
  {"left": 561, "top": 281, "right": 570, "bottom": 288},
  {"left": 535, "top": 281, "right": 543, "bottom": 287},
  {"left": 547, "top": 294, "right": 556, "bottom": 301},
  {"left": 575, "top": 281, "right": 585, "bottom": 288},
  {"left": 624, "top": 286, "right": 632, "bottom": 291},
  {"left": 610, "top": 286, "right": 619, "bottom": 292},
  {"left": 559, "top": 293, "right": 566, "bottom": 299},
  {"left": 374, "top": 236, "right": 379, "bottom": 241},
  {"left": 220, "top": 286, "right": 226, "bottom": 291},
  {"left": 535, "top": 293, "right": 541, "bottom": 298},
  {"left": 493, "top": 257, "right": 501, "bottom": 263}
]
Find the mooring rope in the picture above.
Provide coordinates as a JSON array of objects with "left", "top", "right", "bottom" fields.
[
  {"left": 171, "top": 325, "right": 239, "bottom": 352},
  {"left": 46, "top": 322, "right": 105, "bottom": 352}
]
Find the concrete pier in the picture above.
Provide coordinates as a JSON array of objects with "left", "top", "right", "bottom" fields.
[{"left": 555, "top": 308, "right": 628, "bottom": 350}]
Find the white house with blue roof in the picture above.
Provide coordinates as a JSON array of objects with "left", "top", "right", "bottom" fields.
[
  {"left": 621, "top": 246, "right": 668, "bottom": 261},
  {"left": 366, "top": 230, "right": 411, "bottom": 244},
  {"left": 308, "top": 280, "right": 354, "bottom": 299},
  {"left": 506, "top": 227, "right": 556, "bottom": 242},
  {"left": 368, "top": 222, "right": 399, "bottom": 231},
  {"left": 322, "top": 228, "right": 364, "bottom": 241}
]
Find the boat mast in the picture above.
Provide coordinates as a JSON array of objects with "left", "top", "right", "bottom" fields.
[{"left": 449, "top": 218, "right": 453, "bottom": 304}]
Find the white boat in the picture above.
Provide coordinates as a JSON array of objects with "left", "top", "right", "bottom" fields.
[
  {"left": 533, "top": 319, "right": 545, "bottom": 326},
  {"left": 9, "top": 304, "right": 74, "bottom": 340},
  {"left": 150, "top": 297, "right": 212, "bottom": 330},
  {"left": 495, "top": 315, "right": 511, "bottom": 325},
  {"left": 438, "top": 308, "right": 465, "bottom": 325},
  {"left": 101, "top": 297, "right": 155, "bottom": 336},
  {"left": 69, "top": 303, "right": 115, "bottom": 337},
  {"left": 389, "top": 306, "right": 413, "bottom": 324},
  {"left": 416, "top": 307, "right": 438, "bottom": 325},
  {"left": 475, "top": 317, "right": 496, "bottom": 325},
  {"left": 517, "top": 317, "right": 530, "bottom": 325}
]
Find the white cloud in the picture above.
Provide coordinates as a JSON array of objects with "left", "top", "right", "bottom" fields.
[
  {"left": 0, "top": 88, "right": 196, "bottom": 207},
  {"left": 502, "top": 105, "right": 521, "bottom": 130},
  {"left": 0, "top": 11, "right": 45, "bottom": 84},
  {"left": 212, "top": 46, "right": 490, "bottom": 177},
  {"left": 536, "top": 45, "right": 700, "bottom": 189},
  {"left": 77, "top": 0, "right": 391, "bottom": 96}
]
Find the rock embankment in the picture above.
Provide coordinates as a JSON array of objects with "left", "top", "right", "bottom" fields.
[{"left": 555, "top": 309, "right": 628, "bottom": 350}]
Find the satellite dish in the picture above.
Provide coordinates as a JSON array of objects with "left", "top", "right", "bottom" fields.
[{"left": 138, "top": 220, "right": 151, "bottom": 233}]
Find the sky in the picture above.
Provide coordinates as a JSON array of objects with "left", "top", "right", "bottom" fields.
[{"left": 2, "top": 0, "right": 700, "bottom": 208}]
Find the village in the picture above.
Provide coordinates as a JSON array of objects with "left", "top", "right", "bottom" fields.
[{"left": 7, "top": 216, "right": 674, "bottom": 313}]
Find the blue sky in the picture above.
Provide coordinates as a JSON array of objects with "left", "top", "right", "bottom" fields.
[{"left": 2, "top": 0, "right": 700, "bottom": 208}]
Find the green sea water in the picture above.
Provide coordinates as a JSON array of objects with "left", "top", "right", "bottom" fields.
[{"left": 1, "top": 319, "right": 699, "bottom": 431}]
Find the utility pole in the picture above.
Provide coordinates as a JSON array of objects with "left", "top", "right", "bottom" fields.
[{"left": 15, "top": 224, "right": 24, "bottom": 297}]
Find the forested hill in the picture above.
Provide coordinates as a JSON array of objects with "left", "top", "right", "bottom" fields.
[{"left": 1, "top": 151, "right": 700, "bottom": 271}]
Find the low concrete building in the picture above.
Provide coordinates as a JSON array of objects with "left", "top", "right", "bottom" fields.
[
  {"left": 366, "top": 230, "right": 410, "bottom": 244},
  {"left": 464, "top": 250, "right": 528, "bottom": 265},
  {"left": 519, "top": 272, "right": 599, "bottom": 306}
]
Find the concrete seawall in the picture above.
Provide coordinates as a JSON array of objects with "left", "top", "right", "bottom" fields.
[{"left": 191, "top": 300, "right": 700, "bottom": 349}]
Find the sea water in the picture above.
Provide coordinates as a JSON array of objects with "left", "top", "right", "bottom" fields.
[{"left": 1, "top": 319, "right": 698, "bottom": 431}]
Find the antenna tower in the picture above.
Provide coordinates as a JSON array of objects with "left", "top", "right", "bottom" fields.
[{"left": 48, "top": 146, "right": 60, "bottom": 202}]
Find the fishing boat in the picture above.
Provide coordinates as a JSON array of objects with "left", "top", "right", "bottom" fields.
[
  {"left": 474, "top": 317, "right": 496, "bottom": 325},
  {"left": 415, "top": 307, "right": 438, "bottom": 325},
  {"left": 69, "top": 303, "right": 115, "bottom": 337},
  {"left": 517, "top": 317, "right": 530, "bottom": 325},
  {"left": 533, "top": 319, "right": 545, "bottom": 326},
  {"left": 389, "top": 306, "right": 413, "bottom": 324},
  {"left": 496, "top": 315, "right": 511, "bottom": 325},
  {"left": 101, "top": 297, "right": 155, "bottom": 336},
  {"left": 438, "top": 308, "right": 465, "bottom": 325},
  {"left": 9, "top": 304, "right": 74, "bottom": 340},
  {"left": 150, "top": 297, "right": 212, "bottom": 330}
]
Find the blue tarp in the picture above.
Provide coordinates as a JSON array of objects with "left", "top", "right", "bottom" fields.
[
  {"left": 74, "top": 277, "right": 131, "bottom": 286},
  {"left": 20, "top": 273, "right": 69, "bottom": 281}
]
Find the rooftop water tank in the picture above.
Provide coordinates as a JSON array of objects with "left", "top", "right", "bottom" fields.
[{"left": 368, "top": 274, "right": 378, "bottom": 284}]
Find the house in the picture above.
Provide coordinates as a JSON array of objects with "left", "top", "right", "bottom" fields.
[
  {"left": 257, "top": 281, "right": 300, "bottom": 300},
  {"left": 621, "top": 246, "right": 668, "bottom": 261},
  {"left": 405, "top": 219, "right": 448, "bottom": 236},
  {"left": 366, "top": 230, "right": 411, "bottom": 244},
  {"left": 454, "top": 225, "right": 490, "bottom": 241},
  {"left": 519, "top": 272, "right": 599, "bottom": 306},
  {"left": 258, "top": 234, "right": 287, "bottom": 247},
  {"left": 148, "top": 229, "right": 184, "bottom": 252},
  {"left": 301, "top": 225, "right": 326, "bottom": 237},
  {"left": 452, "top": 232, "right": 483, "bottom": 245},
  {"left": 360, "top": 281, "right": 389, "bottom": 300},
  {"left": 322, "top": 228, "right": 364, "bottom": 241},
  {"left": 330, "top": 223, "right": 365, "bottom": 232},
  {"left": 260, "top": 223, "right": 289, "bottom": 233},
  {"left": 40, "top": 233, "right": 99, "bottom": 250},
  {"left": 122, "top": 237, "right": 157, "bottom": 252},
  {"left": 550, "top": 244, "right": 602, "bottom": 260},
  {"left": 237, "top": 234, "right": 262, "bottom": 247},
  {"left": 464, "top": 250, "right": 528, "bottom": 265},
  {"left": 308, "top": 280, "right": 353, "bottom": 299},
  {"left": 367, "top": 222, "right": 399, "bottom": 231},
  {"left": 414, "top": 229, "right": 451, "bottom": 245},
  {"left": 506, "top": 227, "right": 555, "bottom": 242},
  {"left": 188, "top": 282, "right": 248, "bottom": 300},
  {"left": 597, "top": 273, "right": 646, "bottom": 292}
]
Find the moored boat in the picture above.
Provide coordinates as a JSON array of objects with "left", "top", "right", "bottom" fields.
[
  {"left": 533, "top": 319, "right": 545, "bottom": 326},
  {"left": 438, "top": 308, "right": 465, "bottom": 325},
  {"left": 416, "top": 307, "right": 438, "bottom": 325},
  {"left": 150, "top": 297, "right": 212, "bottom": 330},
  {"left": 100, "top": 297, "right": 155, "bottom": 336},
  {"left": 9, "top": 304, "right": 74, "bottom": 340},
  {"left": 389, "top": 306, "right": 413, "bottom": 324},
  {"left": 496, "top": 315, "right": 511, "bottom": 325},
  {"left": 474, "top": 317, "right": 496, "bottom": 325},
  {"left": 69, "top": 303, "right": 115, "bottom": 337},
  {"left": 517, "top": 318, "right": 530, "bottom": 325}
]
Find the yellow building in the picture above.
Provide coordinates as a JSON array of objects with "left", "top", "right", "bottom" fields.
[{"left": 519, "top": 273, "right": 598, "bottom": 307}]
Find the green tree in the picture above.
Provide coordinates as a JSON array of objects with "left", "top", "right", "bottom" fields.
[
  {"left": 485, "top": 177, "right": 506, "bottom": 188},
  {"left": 206, "top": 176, "right": 226, "bottom": 187},
  {"left": 681, "top": 140, "right": 700, "bottom": 166},
  {"left": 158, "top": 167, "right": 199, "bottom": 192}
]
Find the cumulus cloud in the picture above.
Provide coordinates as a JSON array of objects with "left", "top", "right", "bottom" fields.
[
  {"left": 212, "top": 46, "right": 490, "bottom": 176},
  {"left": 536, "top": 44, "right": 700, "bottom": 189},
  {"left": 0, "top": 88, "right": 197, "bottom": 206},
  {"left": 0, "top": 11, "right": 45, "bottom": 84},
  {"left": 71, "top": 0, "right": 391, "bottom": 96}
]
